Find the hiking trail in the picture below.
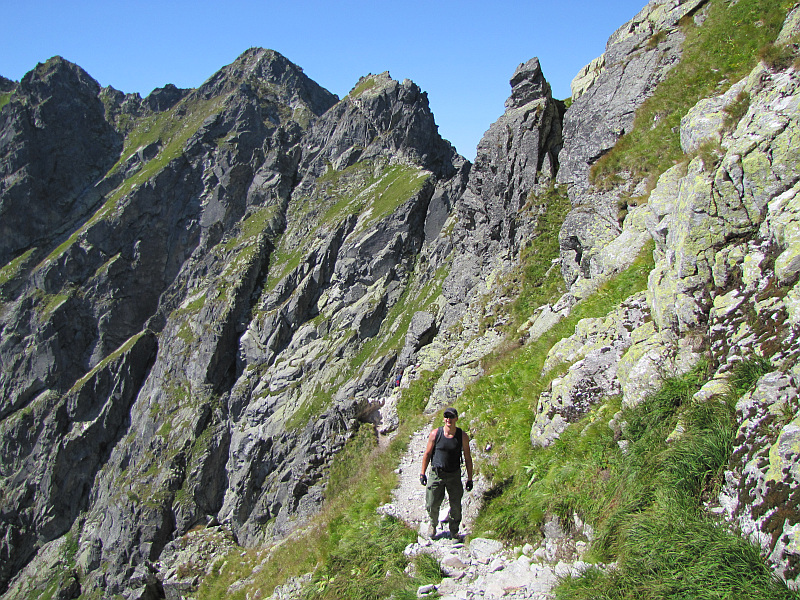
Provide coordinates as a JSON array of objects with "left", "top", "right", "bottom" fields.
[{"left": 376, "top": 426, "right": 600, "bottom": 599}]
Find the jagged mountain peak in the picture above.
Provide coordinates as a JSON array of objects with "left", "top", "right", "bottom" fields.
[
  {"left": 298, "top": 69, "right": 462, "bottom": 181},
  {"left": 18, "top": 55, "right": 101, "bottom": 97},
  {"left": 142, "top": 83, "right": 189, "bottom": 112},
  {"left": 0, "top": 54, "right": 122, "bottom": 266},
  {"left": 0, "top": 42, "right": 471, "bottom": 597},
  {"left": 347, "top": 71, "right": 407, "bottom": 96},
  {"left": 196, "top": 47, "right": 338, "bottom": 116}
]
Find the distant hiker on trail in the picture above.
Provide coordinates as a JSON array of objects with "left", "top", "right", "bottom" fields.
[{"left": 420, "top": 406, "right": 473, "bottom": 539}]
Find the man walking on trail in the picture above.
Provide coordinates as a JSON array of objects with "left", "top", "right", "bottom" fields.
[{"left": 420, "top": 407, "right": 474, "bottom": 539}]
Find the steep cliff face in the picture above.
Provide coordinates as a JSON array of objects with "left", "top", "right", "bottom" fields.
[
  {"left": 556, "top": 0, "right": 706, "bottom": 286},
  {"left": 2, "top": 1, "right": 800, "bottom": 597},
  {"left": 0, "top": 48, "right": 474, "bottom": 598},
  {"left": 0, "top": 48, "right": 344, "bottom": 596}
]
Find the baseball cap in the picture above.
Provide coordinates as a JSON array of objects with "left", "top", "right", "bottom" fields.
[{"left": 443, "top": 407, "right": 458, "bottom": 418}]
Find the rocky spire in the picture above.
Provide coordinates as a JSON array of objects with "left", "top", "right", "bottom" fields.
[
  {"left": 441, "top": 56, "right": 563, "bottom": 325},
  {"left": 506, "top": 57, "right": 551, "bottom": 109}
]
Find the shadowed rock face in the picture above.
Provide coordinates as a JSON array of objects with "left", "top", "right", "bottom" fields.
[
  {"left": 0, "top": 57, "right": 124, "bottom": 266},
  {"left": 0, "top": 48, "right": 472, "bottom": 596}
]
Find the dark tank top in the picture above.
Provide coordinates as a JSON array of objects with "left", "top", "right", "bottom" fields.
[{"left": 431, "top": 426, "right": 462, "bottom": 472}]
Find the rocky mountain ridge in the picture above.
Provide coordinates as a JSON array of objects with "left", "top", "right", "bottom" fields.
[
  {"left": 2, "top": 1, "right": 800, "bottom": 598},
  {"left": 0, "top": 45, "right": 481, "bottom": 598}
]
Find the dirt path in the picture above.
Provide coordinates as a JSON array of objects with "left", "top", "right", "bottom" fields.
[
  {"left": 376, "top": 426, "right": 595, "bottom": 599},
  {"left": 269, "top": 424, "right": 594, "bottom": 599},
  {"left": 378, "top": 425, "right": 488, "bottom": 536}
]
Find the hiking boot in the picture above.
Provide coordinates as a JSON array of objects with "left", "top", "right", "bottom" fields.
[{"left": 427, "top": 523, "right": 437, "bottom": 537}]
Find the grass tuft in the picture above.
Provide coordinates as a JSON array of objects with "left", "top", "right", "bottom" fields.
[
  {"left": 590, "top": 0, "right": 790, "bottom": 189},
  {"left": 726, "top": 355, "right": 772, "bottom": 398},
  {"left": 548, "top": 354, "right": 798, "bottom": 599},
  {"left": 305, "top": 516, "right": 416, "bottom": 600},
  {"left": 758, "top": 37, "right": 800, "bottom": 71}
]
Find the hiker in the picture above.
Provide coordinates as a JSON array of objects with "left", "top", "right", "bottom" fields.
[{"left": 419, "top": 406, "right": 473, "bottom": 538}]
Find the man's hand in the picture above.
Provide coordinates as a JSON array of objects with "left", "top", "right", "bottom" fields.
[
  {"left": 465, "top": 479, "right": 473, "bottom": 491},
  {"left": 420, "top": 474, "right": 427, "bottom": 486}
]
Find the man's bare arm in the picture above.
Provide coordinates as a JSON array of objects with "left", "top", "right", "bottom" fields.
[{"left": 462, "top": 431, "right": 473, "bottom": 480}]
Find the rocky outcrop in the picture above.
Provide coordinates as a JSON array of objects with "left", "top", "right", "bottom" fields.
[
  {"left": 216, "top": 71, "right": 469, "bottom": 549},
  {"left": 570, "top": 54, "right": 606, "bottom": 100},
  {"left": 531, "top": 292, "right": 649, "bottom": 447},
  {"left": 442, "top": 58, "right": 563, "bottom": 327},
  {"left": 660, "top": 53, "right": 800, "bottom": 580},
  {"left": 0, "top": 76, "right": 15, "bottom": 93},
  {"left": 646, "top": 58, "right": 800, "bottom": 336},
  {"left": 525, "top": 5, "right": 800, "bottom": 587},
  {"left": 557, "top": 0, "right": 706, "bottom": 287},
  {"left": 394, "top": 57, "right": 568, "bottom": 414},
  {"left": 0, "top": 57, "right": 123, "bottom": 266},
  {"left": 720, "top": 369, "right": 800, "bottom": 584}
]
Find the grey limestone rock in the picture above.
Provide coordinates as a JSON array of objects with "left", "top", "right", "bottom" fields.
[
  {"left": 0, "top": 75, "right": 16, "bottom": 92},
  {"left": 565, "top": 7, "right": 800, "bottom": 585},
  {"left": 144, "top": 83, "right": 189, "bottom": 112},
  {"left": 214, "top": 68, "right": 467, "bottom": 550},
  {"left": 444, "top": 57, "right": 563, "bottom": 317},
  {"left": 0, "top": 330, "right": 156, "bottom": 593},
  {"left": 557, "top": 0, "right": 706, "bottom": 287},
  {"left": 0, "top": 56, "right": 123, "bottom": 266},
  {"left": 397, "top": 311, "right": 438, "bottom": 370},
  {"left": 645, "top": 60, "right": 800, "bottom": 335},
  {"left": 157, "top": 526, "right": 239, "bottom": 600}
]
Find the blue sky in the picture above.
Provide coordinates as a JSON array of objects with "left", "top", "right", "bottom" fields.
[{"left": 2, "top": 0, "right": 647, "bottom": 160}]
